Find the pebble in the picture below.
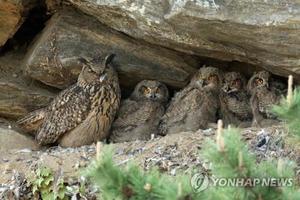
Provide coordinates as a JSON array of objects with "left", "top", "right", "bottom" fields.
[
  {"left": 16, "top": 149, "right": 32, "bottom": 153},
  {"left": 202, "top": 128, "right": 214, "bottom": 136}
]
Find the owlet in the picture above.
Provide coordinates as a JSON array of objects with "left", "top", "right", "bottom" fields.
[
  {"left": 110, "top": 80, "right": 169, "bottom": 142},
  {"left": 159, "top": 66, "right": 223, "bottom": 135}
]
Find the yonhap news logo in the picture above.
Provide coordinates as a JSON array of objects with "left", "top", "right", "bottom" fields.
[
  {"left": 191, "top": 173, "right": 294, "bottom": 193},
  {"left": 190, "top": 173, "right": 210, "bottom": 192}
]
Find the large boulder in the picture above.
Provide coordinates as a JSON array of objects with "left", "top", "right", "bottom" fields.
[
  {"left": 0, "top": 0, "right": 40, "bottom": 47},
  {"left": 0, "top": 81, "right": 54, "bottom": 119},
  {"left": 25, "top": 7, "right": 199, "bottom": 89},
  {"left": 67, "top": 0, "right": 300, "bottom": 80},
  {"left": 0, "top": 122, "right": 40, "bottom": 152},
  {"left": 0, "top": 51, "right": 55, "bottom": 119}
]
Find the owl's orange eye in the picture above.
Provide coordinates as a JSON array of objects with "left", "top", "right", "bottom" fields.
[{"left": 144, "top": 87, "right": 151, "bottom": 95}]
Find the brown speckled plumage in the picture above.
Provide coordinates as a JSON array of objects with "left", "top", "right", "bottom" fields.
[
  {"left": 17, "top": 54, "right": 121, "bottom": 147},
  {"left": 110, "top": 80, "right": 169, "bottom": 143},
  {"left": 247, "top": 71, "right": 281, "bottom": 127},
  {"left": 220, "top": 72, "right": 252, "bottom": 127},
  {"left": 159, "top": 66, "right": 223, "bottom": 135}
]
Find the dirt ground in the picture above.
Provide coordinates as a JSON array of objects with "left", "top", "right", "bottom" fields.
[{"left": 1, "top": 124, "right": 298, "bottom": 185}]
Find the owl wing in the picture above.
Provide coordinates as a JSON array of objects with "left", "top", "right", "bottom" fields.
[
  {"left": 220, "top": 91, "right": 252, "bottom": 125},
  {"left": 17, "top": 85, "right": 80, "bottom": 134},
  {"left": 115, "top": 100, "right": 139, "bottom": 119},
  {"left": 17, "top": 108, "right": 46, "bottom": 134},
  {"left": 47, "top": 84, "right": 79, "bottom": 111},
  {"left": 159, "top": 87, "right": 205, "bottom": 136},
  {"left": 165, "top": 87, "right": 204, "bottom": 122},
  {"left": 165, "top": 86, "right": 195, "bottom": 111},
  {"left": 258, "top": 91, "right": 279, "bottom": 119},
  {"left": 113, "top": 100, "right": 154, "bottom": 129},
  {"left": 236, "top": 92, "right": 252, "bottom": 120},
  {"left": 36, "top": 85, "right": 90, "bottom": 145}
]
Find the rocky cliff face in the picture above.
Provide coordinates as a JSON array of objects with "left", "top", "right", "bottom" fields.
[
  {"left": 0, "top": 0, "right": 43, "bottom": 47},
  {"left": 24, "top": 7, "right": 199, "bottom": 89},
  {"left": 0, "top": 51, "right": 54, "bottom": 119},
  {"left": 1, "top": 1, "right": 299, "bottom": 90},
  {"left": 0, "top": 0, "right": 298, "bottom": 147},
  {"left": 67, "top": 0, "right": 300, "bottom": 80},
  {"left": 0, "top": 1, "right": 299, "bottom": 195}
]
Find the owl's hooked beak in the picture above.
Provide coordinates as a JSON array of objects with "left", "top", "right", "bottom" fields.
[
  {"left": 149, "top": 92, "right": 157, "bottom": 100},
  {"left": 222, "top": 84, "right": 229, "bottom": 93},
  {"left": 195, "top": 79, "right": 204, "bottom": 87},
  {"left": 99, "top": 74, "right": 107, "bottom": 82},
  {"left": 222, "top": 84, "right": 238, "bottom": 93}
]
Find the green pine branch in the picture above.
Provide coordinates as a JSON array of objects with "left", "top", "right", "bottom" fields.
[
  {"left": 84, "top": 146, "right": 201, "bottom": 200},
  {"left": 201, "top": 127, "right": 299, "bottom": 200},
  {"left": 273, "top": 87, "right": 300, "bottom": 137},
  {"left": 84, "top": 128, "right": 300, "bottom": 200}
]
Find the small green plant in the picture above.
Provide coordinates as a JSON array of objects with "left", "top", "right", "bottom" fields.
[
  {"left": 54, "top": 176, "right": 67, "bottom": 200},
  {"left": 29, "top": 166, "right": 67, "bottom": 200},
  {"left": 273, "top": 87, "right": 300, "bottom": 137}
]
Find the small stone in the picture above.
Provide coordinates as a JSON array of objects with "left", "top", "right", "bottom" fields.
[
  {"left": 16, "top": 149, "right": 32, "bottom": 153},
  {"left": 170, "top": 168, "right": 176, "bottom": 176},
  {"left": 73, "top": 162, "right": 80, "bottom": 170}
]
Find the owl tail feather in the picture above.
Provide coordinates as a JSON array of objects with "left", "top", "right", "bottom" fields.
[{"left": 17, "top": 109, "right": 46, "bottom": 135}]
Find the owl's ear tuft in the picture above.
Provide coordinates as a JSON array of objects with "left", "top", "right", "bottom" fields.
[
  {"left": 78, "top": 58, "right": 89, "bottom": 72},
  {"left": 139, "top": 85, "right": 147, "bottom": 93},
  {"left": 103, "top": 54, "right": 116, "bottom": 68},
  {"left": 78, "top": 57, "right": 90, "bottom": 64}
]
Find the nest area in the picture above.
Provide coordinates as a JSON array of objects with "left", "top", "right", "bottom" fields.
[{"left": 0, "top": 1, "right": 299, "bottom": 199}]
